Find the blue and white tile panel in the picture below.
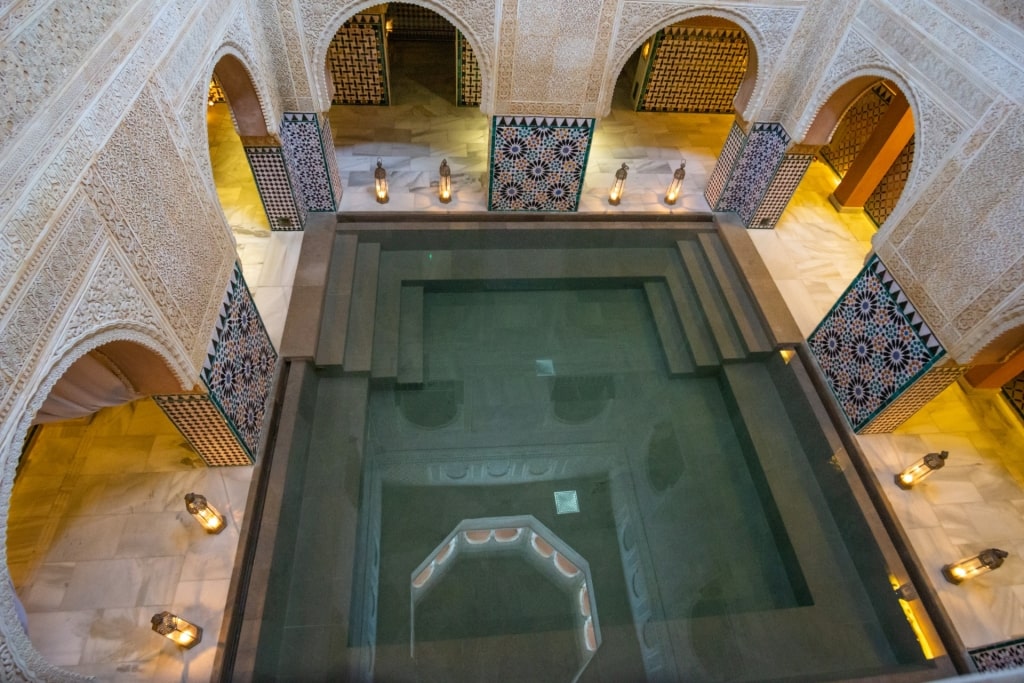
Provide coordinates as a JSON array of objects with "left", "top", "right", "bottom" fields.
[
  {"left": 808, "top": 254, "right": 945, "bottom": 432},
  {"left": 281, "top": 112, "right": 340, "bottom": 212},
  {"left": 244, "top": 145, "right": 305, "bottom": 230},
  {"left": 201, "top": 262, "right": 278, "bottom": 460},
  {"left": 714, "top": 122, "right": 790, "bottom": 226},
  {"left": 488, "top": 116, "right": 595, "bottom": 212}
]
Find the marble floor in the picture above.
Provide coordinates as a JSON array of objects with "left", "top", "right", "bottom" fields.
[{"left": 10, "top": 38, "right": 1024, "bottom": 681}]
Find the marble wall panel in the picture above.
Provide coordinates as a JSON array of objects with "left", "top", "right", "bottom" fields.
[{"left": 488, "top": 116, "right": 594, "bottom": 212}]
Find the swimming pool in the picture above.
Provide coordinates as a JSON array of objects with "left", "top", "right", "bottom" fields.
[{"left": 228, "top": 219, "right": 955, "bottom": 682}]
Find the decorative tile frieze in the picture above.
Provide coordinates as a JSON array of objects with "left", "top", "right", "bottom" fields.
[
  {"left": 749, "top": 152, "right": 813, "bottom": 229},
  {"left": 327, "top": 13, "right": 389, "bottom": 105},
  {"left": 865, "top": 135, "right": 914, "bottom": 227},
  {"left": 487, "top": 116, "right": 594, "bottom": 212},
  {"left": 280, "top": 112, "right": 339, "bottom": 212},
  {"left": 244, "top": 144, "right": 305, "bottom": 230},
  {"left": 457, "top": 30, "right": 482, "bottom": 107},
  {"left": 970, "top": 636, "right": 1024, "bottom": 673},
  {"left": 704, "top": 122, "right": 744, "bottom": 208},
  {"left": 638, "top": 25, "right": 749, "bottom": 113},
  {"left": 808, "top": 255, "right": 947, "bottom": 432},
  {"left": 154, "top": 393, "right": 254, "bottom": 466},
  {"left": 712, "top": 122, "right": 790, "bottom": 226},
  {"left": 200, "top": 262, "right": 277, "bottom": 461}
]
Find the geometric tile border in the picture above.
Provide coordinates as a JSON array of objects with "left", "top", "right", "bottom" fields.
[
  {"left": 859, "top": 362, "right": 965, "bottom": 434},
  {"left": 713, "top": 121, "right": 791, "bottom": 226},
  {"left": 749, "top": 152, "right": 813, "bottom": 229},
  {"left": 487, "top": 116, "right": 594, "bottom": 212},
  {"left": 705, "top": 121, "right": 744, "bottom": 208},
  {"left": 808, "top": 254, "right": 946, "bottom": 432},
  {"left": 1002, "top": 371, "right": 1024, "bottom": 423},
  {"left": 456, "top": 30, "right": 481, "bottom": 107},
  {"left": 281, "top": 112, "right": 339, "bottom": 212},
  {"left": 638, "top": 25, "right": 749, "bottom": 113},
  {"left": 327, "top": 13, "right": 389, "bottom": 106},
  {"left": 865, "top": 134, "right": 914, "bottom": 227},
  {"left": 821, "top": 81, "right": 893, "bottom": 178},
  {"left": 970, "top": 637, "right": 1024, "bottom": 673},
  {"left": 321, "top": 115, "right": 345, "bottom": 206},
  {"left": 244, "top": 145, "right": 306, "bottom": 230},
  {"left": 200, "top": 262, "right": 278, "bottom": 459},
  {"left": 153, "top": 393, "right": 253, "bottom": 466}
]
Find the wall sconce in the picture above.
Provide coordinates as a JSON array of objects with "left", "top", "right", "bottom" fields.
[
  {"left": 439, "top": 159, "right": 452, "bottom": 203},
  {"left": 942, "top": 548, "right": 1008, "bottom": 584},
  {"left": 895, "top": 450, "right": 948, "bottom": 489},
  {"left": 664, "top": 160, "right": 686, "bottom": 204},
  {"left": 641, "top": 41, "right": 651, "bottom": 60},
  {"left": 151, "top": 611, "right": 203, "bottom": 648},
  {"left": 374, "top": 158, "right": 389, "bottom": 204},
  {"left": 608, "top": 163, "right": 629, "bottom": 206},
  {"left": 185, "top": 493, "right": 226, "bottom": 534}
]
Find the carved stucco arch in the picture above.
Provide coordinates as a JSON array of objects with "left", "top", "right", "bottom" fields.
[
  {"left": 954, "top": 291, "right": 1024, "bottom": 365},
  {"left": 309, "top": 0, "right": 495, "bottom": 114},
  {"left": 0, "top": 325, "right": 193, "bottom": 682},
  {"left": 794, "top": 26, "right": 965, "bottom": 237},
  {"left": 604, "top": 4, "right": 791, "bottom": 121}
]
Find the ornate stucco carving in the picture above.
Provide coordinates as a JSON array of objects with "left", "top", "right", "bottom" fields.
[
  {"left": 606, "top": 2, "right": 801, "bottom": 121},
  {"left": 92, "top": 85, "right": 236, "bottom": 370},
  {"left": 302, "top": 0, "right": 497, "bottom": 113}
]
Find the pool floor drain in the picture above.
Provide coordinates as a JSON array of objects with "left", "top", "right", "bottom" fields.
[{"left": 554, "top": 490, "right": 580, "bottom": 514}]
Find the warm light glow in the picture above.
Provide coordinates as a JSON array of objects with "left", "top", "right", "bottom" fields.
[
  {"left": 942, "top": 548, "right": 1008, "bottom": 584},
  {"left": 608, "top": 163, "right": 628, "bottom": 206},
  {"left": 664, "top": 161, "right": 686, "bottom": 205},
  {"left": 374, "top": 158, "right": 389, "bottom": 204},
  {"left": 185, "top": 492, "right": 226, "bottom": 534},
  {"left": 151, "top": 611, "right": 203, "bottom": 649},
  {"left": 779, "top": 348, "right": 796, "bottom": 364},
  {"left": 641, "top": 41, "right": 651, "bottom": 60},
  {"left": 439, "top": 159, "right": 452, "bottom": 203},
  {"left": 894, "top": 451, "right": 948, "bottom": 489}
]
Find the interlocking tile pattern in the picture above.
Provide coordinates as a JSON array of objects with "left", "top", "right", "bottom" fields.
[
  {"left": 864, "top": 135, "right": 914, "bottom": 227},
  {"left": 714, "top": 122, "right": 790, "bottom": 225},
  {"left": 457, "top": 30, "right": 481, "bottom": 107},
  {"left": 488, "top": 116, "right": 594, "bottom": 212},
  {"left": 970, "top": 638, "right": 1024, "bottom": 673},
  {"left": 1003, "top": 372, "right": 1024, "bottom": 422},
  {"left": 639, "top": 26, "right": 749, "bottom": 113},
  {"left": 328, "top": 14, "right": 389, "bottom": 105},
  {"left": 153, "top": 393, "right": 253, "bottom": 466},
  {"left": 809, "top": 255, "right": 946, "bottom": 431},
  {"left": 750, "top": 153, "right": 813, "bottom": 229},
  {"left": 821, "top": 82, "right": 892, "bottom": 176},
  {"left": 280, "top": 112, "right": 338, "bottom": 212},
  {"left": 386, "top": 3, "right": 454, "bottom": 41},
  {"left": 200, "top": 262, "right": 278, "bottom": 459},
  {"left": 244, "top": 145, "right": 305, "bottom": 230}
]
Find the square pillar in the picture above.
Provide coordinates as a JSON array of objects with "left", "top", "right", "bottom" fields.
[
  {"left": 243, "top": 138, "right": 307, "bottom": 231},
  {"left": 280, "top": 112, "right": 344, "bottom": 212},
  {"left": 157, "top": 263, "right": 279, "bottom": 466},
  {"left": 705, "top": 121, "right": 809, "bottom": 228}
]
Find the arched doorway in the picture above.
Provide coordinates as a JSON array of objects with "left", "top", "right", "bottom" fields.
[
  {"left": 206, "top": 53, "right": 301, "bottom": 349},
  {"left": 324, "top": 3, "right": 490, "bottom": 211},
  {"left": 582, "top": 14, "right": 758, "bottom": 212},
  {"left": 7, "top": 339, "right": 249, "bottom": 680}
]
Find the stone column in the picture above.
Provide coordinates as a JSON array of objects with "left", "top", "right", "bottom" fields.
[
  {"left": 807, "top": 254, "right": 965, "bottom": 434},
  {"left": 155, "top": 262, "right": 278, "bottom": 464},
  {"left": 242, "top": 135, "right": 307, "bottom": 231},
  {"left": 279, "top": 112, "right": 345, "bottom": 212},
  {"left": 704, "top": 120, "right": 813, "bottom": 229}
]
